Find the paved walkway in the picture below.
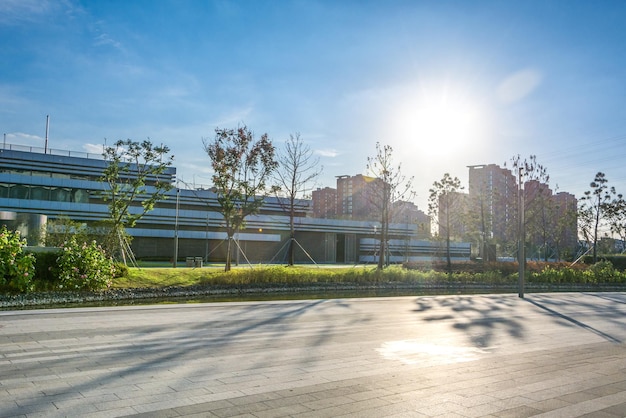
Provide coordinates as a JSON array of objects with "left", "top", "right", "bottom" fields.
[{"left": 1, "top": 292, "right": 625, "bottom": 418}]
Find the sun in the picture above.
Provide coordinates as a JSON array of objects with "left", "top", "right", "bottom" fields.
[
  {"left": 412, "top": 97, "right": 480, "bottom": 157},
  {"left": 393, "top": 84, "right": 484, "bottom": 159}
]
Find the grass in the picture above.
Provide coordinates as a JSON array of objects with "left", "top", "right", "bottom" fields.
[
  {"left": 114, "top": 267, "right": 212, "bottom": 288},
  {"left": 113, "top": 264, "right": 411, "bottom": 289},
  {"left": 111, "top": 261, "right": 626, "bottom": 290}
]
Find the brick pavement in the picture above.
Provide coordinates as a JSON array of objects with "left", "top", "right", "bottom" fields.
[{"left": 0, "top": 292, "right": 625, "bottom": 417}]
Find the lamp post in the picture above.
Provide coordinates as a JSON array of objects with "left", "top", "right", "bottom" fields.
[
  {"left": 173, "top": 187, "right": 180, "bottom": 268},
  {"left": 44, "top": 115, "right": 49, "bottom": 154},
  {"left": 518, "top": 168, "right": 525, "bottom": 298}
]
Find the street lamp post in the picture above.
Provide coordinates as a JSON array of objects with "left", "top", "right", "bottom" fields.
[
  {"left": 518, "top": 168, "right": 525, "bottom": 298},
  {"left": 173, "top": 187, "right": 180, "bottom": 268}
]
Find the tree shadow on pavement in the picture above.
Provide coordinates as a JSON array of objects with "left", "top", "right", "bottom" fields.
[{"left": 525, "top": 295, "right": 622, "bottom": 343}]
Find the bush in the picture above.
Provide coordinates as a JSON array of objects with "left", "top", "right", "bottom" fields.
[
  {"left": 584, "top": 260, "right": 625, "bottom": 283},
  {"left": 29, "top": 249, "right": 62, "bottom": 290},
  {"left": 113, "top": 262, "right": 129, "bottom": 278},
  {"left": 0, "top": 226, "right": 35, "bottom": 292},
  {"left": 530, "top": 266, "right": 581, "bottom": 284},
  {"left": 56, "top": 237, "right": 115, "bottom": 291}
]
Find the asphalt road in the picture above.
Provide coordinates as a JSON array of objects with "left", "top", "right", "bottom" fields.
[{"left": 1, "top": 292, "right": 625, "bottom": 417}]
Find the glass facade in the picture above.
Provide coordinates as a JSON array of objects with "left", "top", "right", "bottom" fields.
[{"left": 0, "top": 183, "right": 91, "bottom": 203}]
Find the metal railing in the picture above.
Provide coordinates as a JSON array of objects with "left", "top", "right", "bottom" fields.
[{"left": 0, "top": 143, "right": 105, "bottom": 160}]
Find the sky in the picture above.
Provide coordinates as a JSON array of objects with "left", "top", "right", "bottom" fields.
[{"left": 2, "top": 0, "right": 626, "bottom": 211}]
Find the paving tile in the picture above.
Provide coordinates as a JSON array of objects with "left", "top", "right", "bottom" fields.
[
  {"left": 496, "top": 405, "right": 543, "bottom": 418},
  {"left": 1, "top": 294, "right": 625, "bottom": 418}
]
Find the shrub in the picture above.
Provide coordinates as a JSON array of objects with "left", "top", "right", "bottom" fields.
[
  {"left": 530, "top": 266, "right": 581, "bottom": 284},
  {"left": 0, "top": 226, "right": 35, "bottom": 292},
  {"left": 113, "top": 262, "right": 129, "bottom": 278},
  {"left": 56, "top": 237, "right": 115, "bottom": 291},
  {"left": 29, "top": 248, "right": 62, "bottom": 290},
  {"left": 584, "top": 260, "right": 625, "bottom": 283}
]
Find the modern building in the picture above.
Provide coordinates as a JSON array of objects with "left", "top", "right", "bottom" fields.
[{"left": 0, "top": 144, "right": 456, "bottom": 264}]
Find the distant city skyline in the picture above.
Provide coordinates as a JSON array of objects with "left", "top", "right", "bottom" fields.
[{"left": 2, "top": 1, "right": 626, "bottom": 210}]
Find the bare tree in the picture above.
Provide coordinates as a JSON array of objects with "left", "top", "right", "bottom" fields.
[
  {"left": 366, "top": 142, "right": 415, "bottom": 269},
  {"left": 428, "top": 173, "right": 464, "bottom": 271},
  {"left": 273, "top": 133, "right": 322, "bottom": 265},
  {"left": 463, "top": 177, "right": 492, "bottom": 263},
  {"left": 203, "top": 125, "right": 277, "bottom": 271},
  {"left": 505, "top": 155, "right": 551, "bottom": 258}
]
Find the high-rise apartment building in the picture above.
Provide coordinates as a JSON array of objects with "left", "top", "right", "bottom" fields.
[
  {"left": 336, "top": 174, "right": 382, "bottom": 220},
  {"left": 392, "top": 200, "right": 431, "bottom": 238},
  {"left": 552, "top": 191, "right": 578, "bottom": 254},
  {"left": 468, "top": 164, "right": 518, "bottom": 242},
  {"left": 435, "top": 191, "right": 470, "bottom": 239},
  {"left": 467, "top": 164, "right": 578, "bottom": 259},
  {"left": 311, "top": 187, "right": 337, "bottom": 218}
]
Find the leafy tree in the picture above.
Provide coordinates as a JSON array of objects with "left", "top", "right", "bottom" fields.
[
  {"left": 273, "top": 133, "right": 322, "bottom": 265},
  {"left": 579, "top": 172, "right": 615, "bottom": 263},
  {"left": 45, "top": 218, "right": 122, "bottom": 258},
  {"left": 44, "top": 216, "right": 90, "bottom": 248},
  {"left": 606, "top": 191, "right": 626, "bottom": 252},
  {"left": 100, "top": 139, "right": 174, "bottom": 264},
  {"left": 204, "top": 125, "right": 278, "bottom": 271},
  {"left": 366, "top": 142, "right": 415, "bottom": 269},
  {"left": 428, "top": 173, "right": 464, "bottom": 271}
]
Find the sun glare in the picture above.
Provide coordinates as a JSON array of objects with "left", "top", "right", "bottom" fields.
[{"left": 393, "top": 85, "right": 484, "bottom": 159}]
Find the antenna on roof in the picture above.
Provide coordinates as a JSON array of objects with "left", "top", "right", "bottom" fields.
[{"left": 44, "top": 115, "right": 50, "bottom": 154}]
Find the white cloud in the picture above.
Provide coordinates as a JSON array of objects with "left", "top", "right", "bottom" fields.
[
  {"left": 82, "top": 143, "right": 105, "bottom": 155},
  {"left": 315, "top": 148, "right": 339, "bottom": 158},
  {"left": 6, "top": 132, "right": 44, "bottom": 142},
  {"left": 0, "top": 0, "right": 63, "bottom": 25},
  {"left": 497, "top": 69, "right": 543, "bottom": 104},
  {"left": 93, "top": 33, "right": 122, "bottom": 50}
]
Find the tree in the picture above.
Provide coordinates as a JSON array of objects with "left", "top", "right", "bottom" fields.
[
  {"left": 273, "top": 133, "right": 322, "bottom": 265},
  {"left": 428, "top": 173, "right": 464, "bottom": 271},
  {"left": 204, "top": 125, "right": 277, "bottom": 271},
  {"left": 605, "top": 190, "right": 626, "bottom": 252},
  {"left": 366, "top": 142, "right": 415, "bottom": 269},
  {"left": 45, "top": 218, "right": 122, "bottom": 259},
  {"left": 505, "top": 155, "right": 551, "bottom": 260},
  {"left": 463, "top": 174, "right": 493, "bottom": 263},
  {"left": 579, "top": 172, "right": 615, "bottom": 263},
  {"left": 101, "top": 139, "right": 174, "bottom": 264}
]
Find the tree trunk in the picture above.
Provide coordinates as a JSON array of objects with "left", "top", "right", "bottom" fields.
[
  {"left": 445, "top": 196, "right": 452, "bottom": 272},
  {"left": 377, "top": 184, "right": 389, "bottom": 270},
  {"left": 225, "top": 229, "right": 234, "bottom": 272},
  {"left": 288, "top": 232, "right": 295, "bottom": 266},
  {"left": 377, "top": 227, "right": 385, "bottom": 269},
  {"left": 593, "top": 198, "right": 600, "bottom": 264},
  {"left": 288, "top": 204, "right": 295, "bottom": 266}
]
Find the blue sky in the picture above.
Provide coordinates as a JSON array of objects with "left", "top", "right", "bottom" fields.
[{"left": 2, "top": 0, "right": 626, "bottom": 211}]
